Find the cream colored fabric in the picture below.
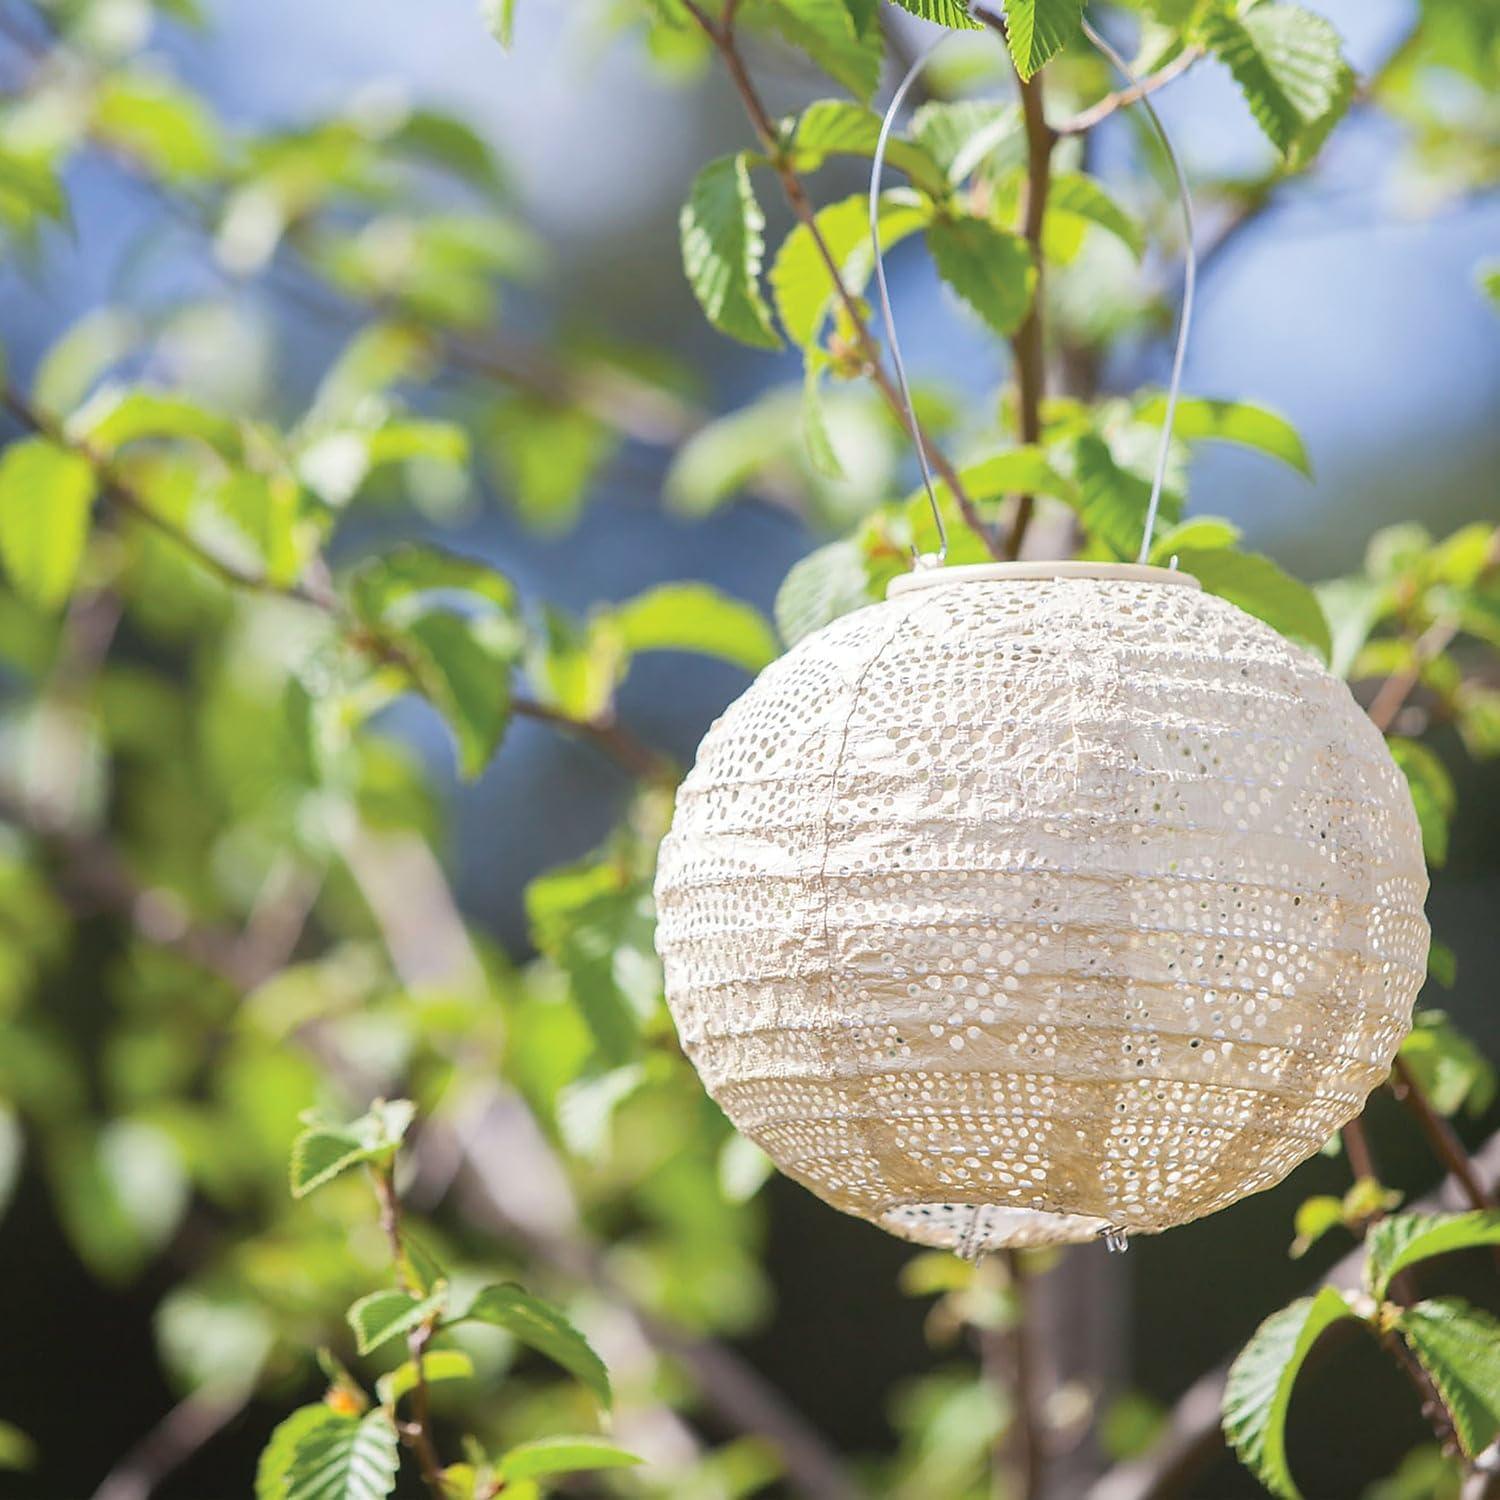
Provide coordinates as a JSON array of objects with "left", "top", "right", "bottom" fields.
[{"left": 654, "top": 572, "right": 1430, "bottom": 1251}]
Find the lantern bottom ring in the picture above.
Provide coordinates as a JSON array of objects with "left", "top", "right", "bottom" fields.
[{"left": 882, "top": 1201, "right": 1115, "bottom": 1253}]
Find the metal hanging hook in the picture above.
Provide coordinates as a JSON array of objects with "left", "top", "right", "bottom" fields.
[{"left": 867, "top": 6, "right": 1198, "bottom": 570}]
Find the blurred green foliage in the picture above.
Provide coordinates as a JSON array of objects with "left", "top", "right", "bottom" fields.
[{"left": 0, "top": 0, "right": 1496, "bottom": 1495}]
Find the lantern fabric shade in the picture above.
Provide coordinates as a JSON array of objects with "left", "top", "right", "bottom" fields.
[{"left": 654, "top": 564, "right": 1430, "bottom": 1253}]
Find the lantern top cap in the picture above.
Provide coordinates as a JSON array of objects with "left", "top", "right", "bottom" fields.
[{"left": 886, "top": 560, "right": 1204, "bottom": 598}]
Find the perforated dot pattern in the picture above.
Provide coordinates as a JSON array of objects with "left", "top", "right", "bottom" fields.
[{"left": 653, "top": 571, "right": 1430, "bottom": 1251}]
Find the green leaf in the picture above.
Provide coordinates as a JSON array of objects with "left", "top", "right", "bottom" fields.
[
  {"left": 1367, "top": 1212, "right": 1500, "bottom": 1301},
  {"left": 802, "top": 358, "right": 843, "bottom": 479},
  {"left": 480, "top": 0, "right": 518, "bottom": 46},
  {"left": 92, "top": 74, "right": 224, "bottom": 184},
  {"left": 349, "top": 545, "right": 524, "bottom": 779},
  {"left": 1388, "top": 738, "right": 1456, "bottom": 867},
  {"left": 376, "top": 1349, "right": 474, "bottom": 1408},
  {"left": 911, "top": 101, "right": 1023, "bottom": 185},
  {"left": 0, "top": 1421, "right": 36, "bottom": 1473},
  {"left": 347, "top": 1287, "right": 447, "bottom": 1356},
  {"left": 1046, "top": 173, "right": 1146, "bottom": 260},
  {"left": 526, "top": 861, "right": 655, "bottom": 1063},
  {"left": 289, "top": 1100, "right": 415, "bottom": 1198},
  {"left": 1288, "top": 1195, "right": 1344, "bottom": 1258},
  {"left": 681, "top": 155, "right": 781, "bottom": 350},
  {"left": 767, "top": 0, "right": 884, "bottom": 101},
  {"left": 925, "top": 218, "right": 1035, "bottom": 336},
  {"left": 1399, "top": 1012, "right": 1496, "bottom": 1119},
  {"left": 1174, "top": 548, "right": 1332, "bottom": 663},
  {"left": 68, "top": 388, "right": 243, "bottom": 459},
  {"left": 0, "top": 150, "right": 67, "bottom": 228},
  {"left": 0, "top": 437, "right": 97, "bottom": 611},
  {"left": 1201, "top": 3, "right": 1355, "bottom": 165},
  {"left": 487, "top": 396, "right": 613, "bottom": 534},
  {"left": 1003, "top": 0, "right": 1083, "bottom": 79},
  {"left": 1148, "top": 516, "right": 1243, "bottom": 563},
  {"left": 460, "top": 1283, "right": 611, "bottom": 1405},
  {"left": 789, "top": 101, "right": 949, "bottom": 198},
  {"left": 885, "top": 0, "right": 982, "bottom": 28},
  {"left": 911, "top": 447, "right": 1072, "bottom": 511},
  {"left": 1136, "top": 394, "right": 1312, "bottom": 477},
  {"left": 774, "top": 538, "right": 873, "bottom": 646},
  {"left": 1222, "top": 1287, "right": 1358, "bottom": 1500},
  {"left": 257, "top": 1406, "right": 342, "bottom": 1500},
  {"left": 284, "top": 1410, "right": 399, "bottom": 1500},
  {"left": 1070, "top": 434, "right": 1176, "bottom": 561},
  {"left": 1396, "top": 1299, "right": 1500, "bottom": 1458},
  {"left": 496, "top": 1436, "right": 642, "bottom": 1483},
  {"left": 610, "top": 582, "right": 777, "bottom": 674},
  {"left": 770, "top": 191, "right": 931, "bottom": 347}
]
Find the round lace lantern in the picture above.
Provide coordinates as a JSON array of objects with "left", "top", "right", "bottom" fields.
[{"left": 654, "top": 562, "right": 1430, "bottom": 1252}]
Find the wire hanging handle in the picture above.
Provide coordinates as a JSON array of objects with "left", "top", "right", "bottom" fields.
[{"left": 868, "top": 6, "right": 1198, "bottom": 569}]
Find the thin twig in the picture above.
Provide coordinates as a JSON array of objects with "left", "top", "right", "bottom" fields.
[
  {"left": 1004, "top": 64, "right": 1055, "bottom": 560},
  {"left": 999, "top": 1250, "right": 1044, "bottom": 1500},
  {"left": 1389, "top": 1057, "right": 1497, "bottom": 1213},
  {"left": 1054, "top": 49, "right": 1201, "bottom": 135},
  {"left": 1, "top": 387, "right": 672, "bottom": 783},
  {"left": 90, "top": 1391, "right": 249, "bottom": 1500},
  {"left": 370, "top": 1164, "right": 447, "bottom": 1498}
]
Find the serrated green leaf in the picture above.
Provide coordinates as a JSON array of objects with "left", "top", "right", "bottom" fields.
[
  {"left": 1136, "top": 394, "right": 1312, "bottom": 477},
  {"left": 289, "top": 1101, "right": 415, "bottom": 1199},
  {"left": 1367, "top": 1212, "right": 1500, "bottom": 1301},
  {"left": 1388, "top": 738, "right": 1455, "bottom": 867},
  {"left": 257, "top": 1406, "right": 341, "bottom": 1500},
  {"left": 1222, "top": 1287, "right": 1358, "bottom": 1500},
  {"left": 1174, "top": 548, "right": 1332, "bottom": 662},
  {"left": 347, "top": 1287, "right": 447, "bottom": 1356},
  {"left": 885, "top": 0, "right": 981, "bottom": 28},
  {"left": 767, "top": 0, "right": 884, "bottom": 101},
  {"left": 1003, "top": 0, "right": 1082, "bottom": 79},
  {"left": 375, "top": 1348, "right": 474, "bottom": 1408},
  {"left": 1070, "top": 433, "right": 1177, "bottom": 561},
  {"left": 681, "top": 155, "right": 781, "bottom": 350},
  {"left": 911, "top": 101, "right": 1024, "bottom": 185},
  {"left": 1396, "top": 1299, "right": 1500, "bottom": 1458},
  {"left": 610, "top": 582, "right": 777, "bottom": 674},
  {"left": 1201, "top": 3, "right": 1355, "bottom": 166},
  {"left": 789, "top": 100, "right": 949, "bottom": 198},
  {"left": 284, "top": 1410, "right": 399, "bottom": 1500},
  {"left": 925, "top": 218, "right": 1035, "bottom": 335},
  {"left": 770, "top": 191, "right": 931, "bottom": 347},
  {"left": 496, "top": 1436, "right": 642, "bottom": 1482},
  {"left": 1399, "top": 1012, "right": 1495, "bottom": 1118},
  {"left": 1046, "top": 173, "right": 1146, "bottom": 260},
  {"left": 774, "top": 538, "right": 873, "bottom": 646},
  {"left": 0, "top": 437, "right": 97, "bottom": 611},
  {"left": 349, "top": 545, "right": 523, "bottom": 779},
  {"left": 459, "top": 1284, "right": 611, "bottom": 1406}
]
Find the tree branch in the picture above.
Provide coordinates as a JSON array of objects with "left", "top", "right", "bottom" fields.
[
  {"left": 1054, "top": 49, "right": 1200, "bottom": 135},
  {"left": 685, "top": 3, "right": 1002, "bottom": 557},
  {"left": 0, "top": 387, "right": 673, "bottom": 785}
]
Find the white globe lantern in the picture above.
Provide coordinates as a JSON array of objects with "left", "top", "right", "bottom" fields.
[{"left": 654, "top": 563, "right": 1430, "bottom": 1253}]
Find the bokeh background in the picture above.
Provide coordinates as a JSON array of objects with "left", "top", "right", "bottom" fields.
[{"left": 0, "top": 0, "right": 1497, "bottom": 1495}]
